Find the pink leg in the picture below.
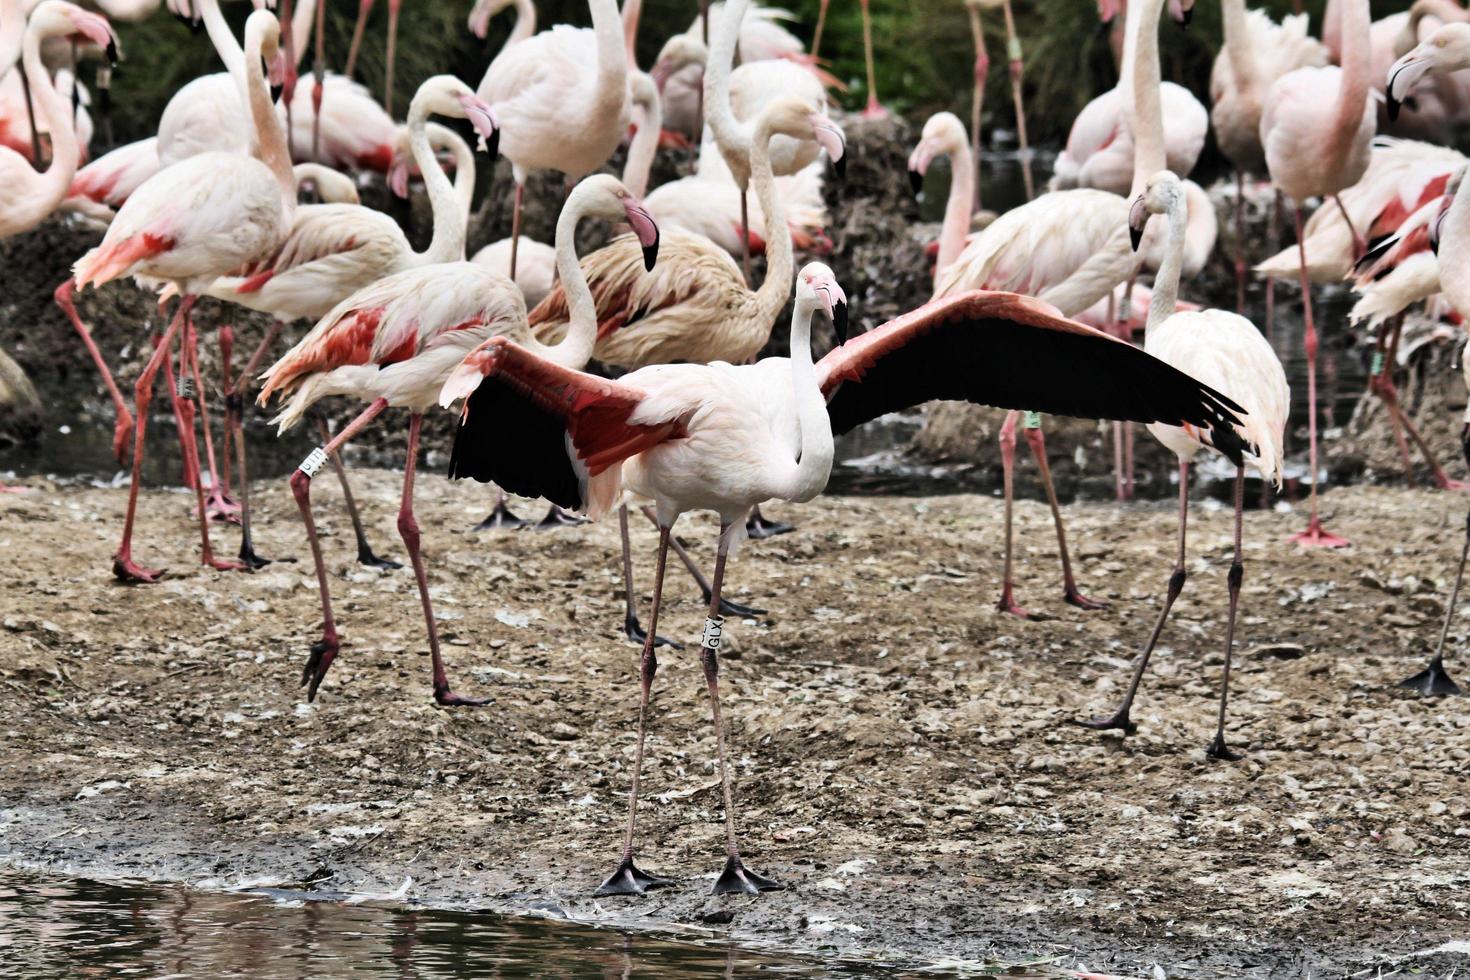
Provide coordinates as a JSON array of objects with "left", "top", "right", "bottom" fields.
[
  {"left": 159, "top": 333, "right": 198, "bottom": 493},
  {"left": 228, "top": 320, "right": 285, "bottom": 568},
  {"left": 1265, "top": 191, "right": 1280, "bottom": 341},
  {"left": 1286, "top": 206, "right": 1350, "bottom": 548},
  {"left": 219, "top": 325, "right": 235, "bottom": 494},
  {"left": 399, "top": 414, "right": 487, "bottom": 707},
  {"left": 1025, "top": 421, "right": 1107, "bottom": 610},
  {"left": 811, "top": 0, "right": 829, "bottom": 60},
  {"left": 112, "top": 297, "right": 193, "bottom": 583},
  {"left": 54, "top": 280, "right": 134, "bottom": 464},
  {"left": 1207, "top": 465, "right": 1247, "bottom": 761},
  {"left": 344, "top": 0, "right": 373, "bottom": 78},
  {"left": 183, "top": 318, "right": 239, "bottom": 525},
  {"left": 859, "top": 0, "right": 886, "bottom": 118},
  {"left": 1123, "top": 422, "right": 1135, "bottom": 500},
  {"left": 311, "top": 0, "right": 327, "bottom": 164},
  {"left": 173, "top": 319, "right": 247, "bottom": 573},
  {"left": 1234, "top": 169, "right": 1247, "bottom": 314},
  {"left": 293, "top": 396, "right": 390, "bottom": 700},
  {"left": 509, "top": 181, "right": 524, "bottom": 280},
  {"left": 384, "top": 0, "right": 401, "bottom": 116},
  {"left": 996, "top": 410, "right": 1033, "bottom": 619},
  {"left": 1333, "top": 193, "right": 1367, "bottom": 263}
]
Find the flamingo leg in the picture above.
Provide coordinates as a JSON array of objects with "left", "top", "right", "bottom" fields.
[
  {"left": 858, "top": 0, "right": 886, "bottom": 119},
  {"left": 1286, "top": 206, "right": 1350, "bottom": 548},
  {"left": 967, "top": 1, "right": 986, "bottom": 214},
  {"left": 469, "top": 488, "right": 530, "bottom": 531},
  {"left": 1265, "top": 191, "right": 1280, "bottom": 341},
  {"left": 344, "top": 0, "right": 373, "bottom": 79},
  {"left": 17, "top": 60, "right": 41, "bottom": 165},
  {"left": 185, "top": 319, "right": 239, "bottom": 525},
  {"left": 704, "top": 521, "right": 782, "bottom": 895},
  {"left": 745, "top": 504, "right": 793, "bottom": 538},
  {"left": 1025, "top": 420, "right": 1106, "bottom": 609},
  {"left": 1333, "top": 193, "right": 1367, "bottom": 263},
  {"left": 1123, "top": 421, "right": 1135, "bottom": 500},
  {"left": 1207, "top": 465, "right": 1247, "bottom": 760},
  {"left": 739, "top": 190, "right": 752, "bottom": 288},
  {"left": 509, "top": 182, "right": 524, "bottom": 281},
  {"left": 810, "top": 0, "right": 829, "bottom": 60},
  {"left": 112, "top": 297, "right": 194, "bottom": 584},
  {"left": 399, "top": 414, "right": 487, "bottom": 707},
  {"left": 54, "top": 281, "right": 134, "bottom": 463},
  {"left": 219, "top": 326, "right": 235, "bottom": 496},
  {"left": 996, "top": 410, "right": 1033, "bottom": 619},
  {"left": 637, "top": 504, "right": 765, "bottom": 618},
  {"left": 1001, "top": 0, "right": 1033, "bottom": 201},
  {"left": 293, "top": 396, "right": 389, "bottom": 701},
  {"left": 313, "top": 412, "right": 402, "bottom": 567},
  {"left": 311, "top": 0, "right": 327, "bottom": 165},
  {"left": 228, "top": 319, "right": 284, "bottom": 568},
  {"left": 1234, "top": 169, "right": 1247, "bottom": 314},
  {"left": 175, "top": 319, "right": 248, "bottom": 573},
  {"left": 1380, "top": 316, "right": 1468, "bottom": 491},
  {"left": 1370, "top": 318, "right": 1417, "bottom": 483},
  {"left": 384, "top": 0, "right": 401, "bottom": 116},
  {"left": 595, "top": 523, "right": 678, "bottom": 896},
  {"left": 1400, "top": 502, "right": 1470, "bottom": 696},
  {"left": 1079, "top": 460, "right": 1190, "bottom": 734},
  {"left": 620, "top": 503, "right": 675, "bottom": 647}
]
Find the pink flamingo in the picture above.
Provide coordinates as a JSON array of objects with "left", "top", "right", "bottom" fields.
[
  {"left": 256, "top": 173, "right": 659, "bottom": 703},
  {"left": 439, "top": 265, "right": 1241, "bottom": 896},
  {"left": 65, "top": 8, "right": 293, "bottom": 583},
  {"left": 1080, "top": 170, "right": 1288, "bottom": 759},
  {"left": 1260, "top": 0, "right": 1375, "bottom": 548}
]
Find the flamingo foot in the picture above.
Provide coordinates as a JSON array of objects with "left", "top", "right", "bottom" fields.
[
  {"left": 1206, "top": 734, "right": 1243, "bottom": 761},
  {"left": 205, "top": 556, "right": 252, "bottom": 573},
  {"left": 1287, "top": 516, "right": 1351, "bottom": 549},
  {"left": 623, "top": 613, "right": 678, "bottom": 649},
  {"left": 744, "top": 510, "right": 795, "bottom": 539},
  {"left": 707, "top": 593, "right": 767, "bottom": 618},
  {"left": 238, "top": 542, "right": 274, "bottom": 570},
  {"left": 1399, "top": 660, "right": 1463, "bottom": 697},
  {"left": 112, "top": 412, "right": 135, "bottom": 463},
  {"left": 1075, "top": 709, "right": 1138, "bottom": 735},
  {"left": 113, "top": 554, "right": 166, "bottom": 584},
  {"left": 205, "top": 488, "right": 242, "bottom": 525},
  {"left": 469, "top": 500, "right": 529, "bottom": 532},
  {"left": 996, "top": 584, "right": 1037, "bottom": 621},
  {"left": 712, "top": 856, "right": 783, "bottom": 896},
  {"left": 594, "top": 857, "right": 677, "bottom": 897},
  {"left": 532, "top": 505, "right": 588, "bottom": 531},
  {"left": 1432, "top": 474, "right": 1470, "bottom": 493},
  {"left": 432, "top": 684, "right": 492, "bottom": 707},
  {"left": 356, "top": 542, "right": 402, "bottom": 569},
  {"left": 861, "top": 97, "right": 888, "bottom": 120},
  {"left": 1064, "top": 586, "right": 1110, "bottom": 611},
  {"left": 0, "top": 484, "right": 29, "bottom": 493},
  {"left": 302, "top": 635, "right": 339, "bottom": 701}
]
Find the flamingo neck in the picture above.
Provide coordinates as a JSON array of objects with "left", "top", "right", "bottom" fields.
[
  {"left": 1440, "top": 188, "right": 1470, "bottom": 314},
  {"left": 778, "top": 296, "right": 835, "bottom": 503},
  {"left": 22, "top": 20, "right": 77, "bottom": 199},
  {"left": 622, "top": 0, "right": 642, "bottom": 69},
  {"left": 749, "top": 114, "right": 795, "bottom": 327},
  {"left": 505, "top": 0, "right": 535, "bottom": 48},
  {"left": 290, "top": 0, "right": 316, "bottom": 70},
  {"left": 1323, "top": 0, "right": 1343, "bottom": 61},
  {"left": 1128, "top": 0, "right": 1166, "bottom": 194},
  {"left": 534, "top": 187, "right": 602, "bottom": 369},
  {"left": 622, "top": 72, "right": 661, "bottom": 197},
  {"left": 198, "top": 0, "right": 246, "bottom": 83},
  {"left": 1146, "top": 193, "right": 1186, "bottom": 338},
  {"left": 1405, "top": 0, "right": 1464, "bottom": 56},
  {"left": 243, "top": 20, "right": 295, "bottom": 202},
  {"left": 425, "top": 122, "right": 476, "bottom": 224},
  {"left": 1221, "top": 0, "right": 1259, "bottom": 96},
  {"left": 1327, "top": 0, "right": 1370, "bottom": 172},
  {"left": 589, "top": 0, "right": 629, "bottom": 131},
  {"left": 705, "top": 0, "right": 751, "bottom": 187},
  {"left": 937, "top": 136, "right": 974, "bottom": 278},
  {"left": 407, "top": 105, "right": 467, "bottom": 264}
]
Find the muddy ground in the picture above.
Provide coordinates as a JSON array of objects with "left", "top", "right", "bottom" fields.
[{"left": 3, "top": 474, "right": 1470, "bottom": 977}]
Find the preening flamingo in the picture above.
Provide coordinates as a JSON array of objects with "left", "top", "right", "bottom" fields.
[
  {"left": 0, "top": 1, "right": 113, "bottom": 238},
  {"left": 1260, "top": 0, "right": 1375, "bottom": 548},
  {"left": 1386, "top": 21, "right": 1470, "bottom": 125},
  {"left": 477, "top": 0, "right": 628, "bottom": 279},
  {"left": 65, "top": 7, "right": 292, "bottom": 583},
  {"left": 528, "top": 96, "right": 843, "bottom": 636},
  {"left": 256, "top": 173, "right": 660, "bottom": 703},
  {"left": 1079, "top": 170, "right": 1289, "bottom": 760},
  {"left": 440, "top": 266, "right": 1242, "bottom": 896}
]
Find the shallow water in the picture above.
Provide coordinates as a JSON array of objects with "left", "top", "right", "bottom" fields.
[{"left": 0, "top": 869, "right": 922, "bottom": 978}]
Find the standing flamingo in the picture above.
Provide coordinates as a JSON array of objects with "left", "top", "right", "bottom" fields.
[
  {"left": 440, "top": 265, "right": 1241, "bottom": 896},
  {"left": 256, "top": 173, "right": 660, "bottom": 703},
  {"left": 478, "top": 0, "right": 628, "bottom": 279},
  {"left": 1260, "top": 0, "right": 1375, "bottom": 548},
  {"left": 66, "top": 7, "right": 292, "bottom": 583},
  {"left": 1079, "top": 170, "right": 1289, "bottom": 759}
]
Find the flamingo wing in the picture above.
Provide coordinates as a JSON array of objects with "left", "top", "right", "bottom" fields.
[
  {"left": 816, "top": 291, "right": 1244, "bottom": 437},
  {"left": 443, "top": 336, "right": 686, "bottom": 511}
]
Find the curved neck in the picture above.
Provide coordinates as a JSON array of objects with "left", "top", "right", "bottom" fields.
[
  {"left": 530, "top": 193, "right": 601, "bottom": 369},
  {"left": 777, "top": 298, "right": 835, "bottom": 503},
  {"left": 506, "top": 0, "right": 535, "bottom": 47},
  {"left": 1221, "top": 0, "right": 1259, "bottom": 95},
  {"left": 1327, "top": 0, "right": 1370, "bottom": 170},
  {"left": 588, "top": 0, "right": 628, "bottom": 127},
  {"left": 244, "top": 24, "right": 295, "bottom": 201},
  {"left": 290, "top": 0, "right": 316, "bottom": 69},
  {"left": 407, "top": 106, "right": 467, "bottom": 263},
  {"left": 1129, "top": 0, "right": 1166, "bottom": 194},
  {"left": 1146, "top": 196, "right": 1187, "bottom": 336},
  {"left": 1443, "top": 188, "right": 1470, "bottom": 313},
  {"left": 424, "top": 122, "right": 476, "bottom": 221},
  {"left": 622, "top": 0, "right": 641, "bottom": 68},
  {"left": 1322, "top": 0, "right": 1343, "bottom": 60},
  {"left": 937, "top": 137, "right": 974, "bottom": 277},
  {"left": 705, "top": 0, "right": 750, "bottom": 181},
  {"left": 1407, "top": 0, "right": 1465, "bottom": 53},
  {"left": 198, "top": 0, "right": 246, "bottom": 80},
  {"left": 22, "top": 21, "right": 77, "bottom": 193},
  {"left": 622, "top": 73, "right": 661, "bottom": 197},
  {"left": 748, "top": 116, "right": 795, "bottom": 324}
]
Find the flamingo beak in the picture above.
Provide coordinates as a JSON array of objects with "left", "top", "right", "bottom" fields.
[
  {"left": 388, "top": 159, "right": 410, "bottom": 199},
  {"left": 907, "top": 141, "right": 933, "bottom": 196},
  {"left": 624, "top": 199, "right": 660, "bottom": 271},
  {"left": 459, "top": 95, "right": 500, "bottom": 159},
  {"left": 1386, "top": 53, "right": 1431, "bottom": 123},
  {"left": 1462, "top": 422, "right": 1470, "bottom": 470},
  {"left": 1128, "top": 195, "right": 1148, "bottom": 252},
  {"left": 69, "top": 11, "right": 118, "bottom": 62},
  {"left": 649, "top": 60, "right": 674, "bottom": 90},
  {"left": 811, "top": 114, "right": 847, "bottom": 181},
  {"left": 815, "top": 279, "right": 849, "bottom": 344},
  {"left": 1431, "top": 196, "right": 1452, "bottom": 254},
  {"left": 268, "top": 51, "right": 288, "bottom": 103}
]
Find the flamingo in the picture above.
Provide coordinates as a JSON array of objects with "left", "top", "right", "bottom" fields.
[
  {"left": 1209, "top": 0, "right": 1327, "bottom": 311},
  {"left": 439, "top": 265, "right": 1241, "bottom": 896},
  {"left": 64, "top": 7, "right": 292, "bottom": 583},
  {"left": 1079, "top": 170, "right": 1289, "bottom": 759},
  {"left": 255, "top": 173, "right": 660, "bottom": 703},
  {"left": 477, "top": 0, "right": 628, "bottom": 279},
  {"left": 0, "top": 1, "right": 112, "bottom": 238},
  {"left": 1386, "top": 20, "right": 1470, "bottom": 125},
  {"left": 858, "top": 0, "right": 884, "bottom": 118},
  {"left": 342, "top": 0, "right": 402, "bottom": 114},
  {"left": 1260, "top": 0, "right": 1375, "bottom": 548},
  {"left": 963, "top": 0, "right": 1034, "bottom": 201},
  {"left": 526, "top": 96, "right": 843, "bottom": 631}
]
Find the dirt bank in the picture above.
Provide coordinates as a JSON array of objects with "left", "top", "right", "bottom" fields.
[{"left": 3, "top": 475, "right": 1470, "bottom": 977}]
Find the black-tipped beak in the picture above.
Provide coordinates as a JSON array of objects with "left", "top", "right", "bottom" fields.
[
  {"left": 1180, "top": 5, "right": 1192, "bottom": 27},
  {"left": 908, "top": 168, "right": 922, "bottom": 196},
  {"left": 271, "top": 82, "right": 284, "bottom": 103},
  {"left": 1461, "top": 422, "right": 1470, "bottom": 469},
  {"left": 833, "top": 153, "right": 846, "bottom": 182},
  {"left": 1129, "top": 224, "right": 1144, "bottom": 252},
  {"left": 642, "top": 228, "right": 660, "bottom": 272},
  {"left": 487, "top": 126, "right": 500, "bottom": 161},
  {"left": 105, "top": 39, "right": 118, "bottom": 65},
  {"left": 1387, "top": 93, "right": 1401, "bottom": 122},
  {"left": 832, "top": 300, "right": 848, "bottom": 345}
]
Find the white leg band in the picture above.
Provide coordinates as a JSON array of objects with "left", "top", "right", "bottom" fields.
[
  {"left": 298, "top": 447, "right": 329, "bottom": 477},
  {"left": 701, "top": 615, "right": 725, "bottom": 651}
]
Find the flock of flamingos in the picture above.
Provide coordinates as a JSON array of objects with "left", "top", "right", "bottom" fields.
[{"left": 5, "top": 0, "right": 1470, "bottom": 895}]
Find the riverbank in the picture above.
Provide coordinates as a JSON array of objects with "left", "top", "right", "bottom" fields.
[{"left": 3, "top": 474, "right": 1470, "bottom": 977}]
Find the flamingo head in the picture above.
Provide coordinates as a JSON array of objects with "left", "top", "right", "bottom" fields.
[
  {"left": 907, "top": 112, "right": 967, "bottom": 196},
  {"left": 1387, "top": 25, "right": 1470, "bottom": 122},
  {"left": 411, "top": 76, "right": 500, "bottom": 159},
  {"left": 167, "top": 0, "right": 203, "bottom": 33},
  {"left": 33, "top": 2, "right": 118, "bottom": 63},
  {"left": 571, "top": 174, "right": 661, "bottom": 272},
  {"left": 1096, "top": 0, "right": 1122, "bottom": 27},
  {"left": 650, "top": 35, "right": 707, "bottom": 91},
  {"left": 1169, "top": 0, "right": 1192, "bottom": 28},
  {"left": 756, "top": 98, "right": 847, "bottom": 181},
  {"left": 1129, "top": 169, "right": 1185, "bottom": 252},
  {"left": 798, "top": 262, "right": 848, "bottom": 345},
  {"left": 466, "top": 0, "right": 513, "bottom": 40}
]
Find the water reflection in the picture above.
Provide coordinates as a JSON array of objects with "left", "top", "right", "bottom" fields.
[{"left": 0, "top": 871, "right": 914, "bottom": 978}]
